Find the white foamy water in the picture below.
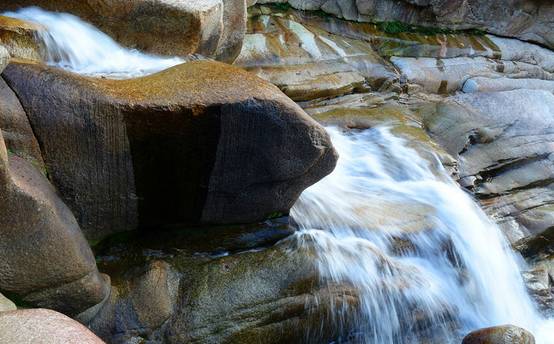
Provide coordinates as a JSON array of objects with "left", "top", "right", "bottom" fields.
[
  {"left": 291, "top": 127, "right": 554, "bottom": 343},
  {"left": 3, "top": 7, "right": 184, "bottom": 78}
]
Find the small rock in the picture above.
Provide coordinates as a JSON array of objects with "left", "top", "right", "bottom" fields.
[{"left": 462, "top": 325, "right": 535, "bottom": 344}]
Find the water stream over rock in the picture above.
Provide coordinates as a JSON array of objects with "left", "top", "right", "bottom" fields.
[
  {"left": 3, "top": 7, "right": 184, "bottom": 78},
  {"left": 3, "top": 6, "right": 554, "bottom": 343},
  {"left": 291, "top": 127, "right": 554, "bottom": 343}
]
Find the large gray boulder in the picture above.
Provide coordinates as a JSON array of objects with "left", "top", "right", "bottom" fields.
[
  {"left": 2, "top": 60, "right": 337, "bottom": 241},
  {"left": 0, "top": 128, "right": 109, "bottom": 316}
]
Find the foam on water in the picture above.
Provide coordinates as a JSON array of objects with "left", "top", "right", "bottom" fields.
[
  {"left": 291, "top": 127, "right": 554, "bottom": 343},
  {"left": 3, "top": 7, "right": 184, "bottom": 78}
]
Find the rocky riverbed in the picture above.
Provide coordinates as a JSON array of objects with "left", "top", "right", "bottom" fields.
[{"left": 0, "top": 1, "right": 553, "bottom": 344}]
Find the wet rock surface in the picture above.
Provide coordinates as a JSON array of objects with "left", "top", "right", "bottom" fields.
[
  {"left": 235, "top": 6, "right": 397, "bottom": 101},
  {"left": 86, "top": 219, "right": 361, "bottom": 343}
]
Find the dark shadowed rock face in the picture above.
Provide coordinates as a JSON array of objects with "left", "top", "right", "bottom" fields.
[
  {"left": 0, "top": 130, "right": 109, "bottom": 316},
  {"left": 0, "top": 309, "right": 106, "bottom": 344},
  {"left": 462, "top": 325, "right": 535, "bottom": 344},
  {"left": 2, "top": 60, "right": 337, "bottom": 241}
]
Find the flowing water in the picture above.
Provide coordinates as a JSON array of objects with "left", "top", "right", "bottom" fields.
[
  {"left": 3, "top": 7, "right": 184, "bottom": 78},
  {"left": 291, "top": 127, "right": 554, "bottom": 343},
  {"left": 4, "top": 6, "right": 554, "bottom": 343}
]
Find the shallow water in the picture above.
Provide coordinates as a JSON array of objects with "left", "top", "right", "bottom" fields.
[
  {"left": 3, "top": 7, "right": 184, "bottom": 78},
  {"left": 291, "top": 127, "right": 554, "bottom": 343}
]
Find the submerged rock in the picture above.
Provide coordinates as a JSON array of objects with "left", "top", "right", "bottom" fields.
[
  {"left": 0, "top": 0, "right": 246, "bottom": 62},
  {"left": 2, "top": 60, "right": 337, "bottom": 241},
  {"left": 0, "top": 129, "right": 109, "bottom": 316},
  {"left": 0, "top": 309, "right": 106, "bottom": 344},
  {"left": 462, "top": 325, "right": 535, "bottom": 344}
]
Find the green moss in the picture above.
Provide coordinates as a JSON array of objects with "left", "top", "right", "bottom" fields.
[
  {"left": 270, "top": 3, "right": 292, "bottom": 12},
  {"left": 266, "top": 211, "right": 284, "bottom": 220},
  {"left": 376, "top": 20, "right": 485, "bottom": 35}
]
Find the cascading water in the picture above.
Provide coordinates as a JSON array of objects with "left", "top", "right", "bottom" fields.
[
  {"left": 3, "top": 5, "right": 553, "bottom": 342},
  {"left": 3, "top": 7, "right": 184, "bottom": 78},
  {"left": 290, "top": 127, "right": 554, "bottom": 343}
]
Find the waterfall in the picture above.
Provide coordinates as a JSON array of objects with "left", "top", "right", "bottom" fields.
[
  {"left": 291, "top": 127, "right": 554, "bottom": 343},
  {"left": 3, "top": 7, "right": 184, "bottom": 78}
]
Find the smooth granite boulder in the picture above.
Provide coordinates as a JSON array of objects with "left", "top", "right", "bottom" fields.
[
  {"left": 2, "top": 60, "right": 337, "bottom": 241},
  {"left": 0, "top": 129, "right": 109, "bottom": 316}
]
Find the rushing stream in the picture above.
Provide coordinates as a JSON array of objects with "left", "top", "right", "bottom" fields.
[
  {"left": 291, "top": 127, "right": 554, "bottom": 343},
  {"left": 4, "top": 6, "right": 554, "bottom": 343},
  {"left": 4, "top": 7, "right": 184, "bottom": 78}
]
